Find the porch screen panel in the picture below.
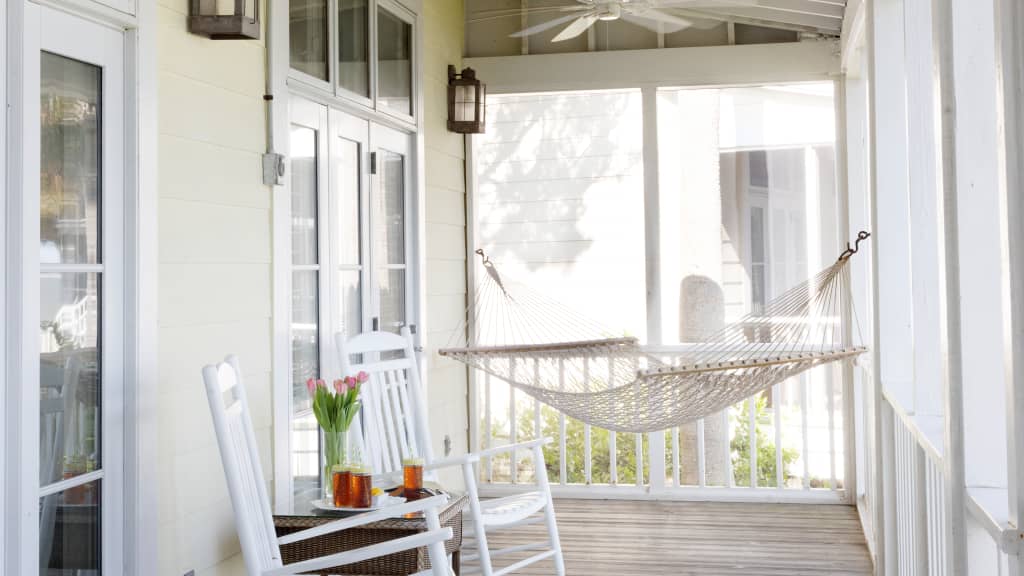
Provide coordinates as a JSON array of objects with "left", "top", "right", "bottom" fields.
[
  {"left": 474, "top": 89, "right": 646, "bottom": 484},
  {"left": 658, "top": 84, "right": 843, "bottom": 490}
]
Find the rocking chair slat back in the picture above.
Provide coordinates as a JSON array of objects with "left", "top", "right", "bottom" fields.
[
  {"left": 338, "top": 328, "right": 434, "bottom": 478},
  {"left": 202, "top": 357, "right": 281, "bottom": 575}
]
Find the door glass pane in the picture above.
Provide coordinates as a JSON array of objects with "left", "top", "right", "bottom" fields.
[
  {"left": 338, "top": 270, "right": 361, "bottom": 338},
  {"left": 336, "top": 137, "right": 361, "bottom": 265},
  {"left": 378, "top": 268, "right": 405, "bottom": 333},
  {"left": 291, "top": 126, "right": 318, "bottom": 265},
  {"left": 338, "top": 0, "right": 369, "bottom": 97},
  {"left": 375, "top": 150, "right": 405, "bottom": 265},
  {"left": 378, "top": 8, "right": 412, "bottom": 115},
  {"left": 291, "top": 273, "right": 320, "bottom": 416},
  {"left": 40, "top": 480, "right": 101, "bottom": 574},
  {"left": 40, "top": 273, "right": 101, "bottom": 486},
  {"left": 290, "top": 0, "right": 329, "bottom": 81},
  {"left": 40, "top": 52, "right": 101, "bottom": 265}
]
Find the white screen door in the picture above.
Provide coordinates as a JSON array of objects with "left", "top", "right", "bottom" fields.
[{"left": 17, "top": 6, "right": 126, "bottom": 575}]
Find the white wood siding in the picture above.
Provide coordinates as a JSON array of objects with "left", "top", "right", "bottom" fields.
[
  {"left": 422, "top": 0, "right": 468, "bottom": 488},
  {"left": 156, "top": 2, "right": 273, "bottom": 575}
]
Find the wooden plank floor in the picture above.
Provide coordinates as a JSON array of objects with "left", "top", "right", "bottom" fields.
[{"left": 474, "top": 499, "right": 873, "bottom": 575}]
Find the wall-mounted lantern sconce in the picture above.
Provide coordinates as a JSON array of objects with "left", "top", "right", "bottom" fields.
[
  {"left": 189, "top": 0, "right": 260, "bottom": 40},
  {"left": 448, "top": 66, "right": 486, "bottom": 134}
]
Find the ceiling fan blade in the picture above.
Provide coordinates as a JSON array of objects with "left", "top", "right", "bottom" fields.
[
  {"left": 621, "top": 9, "right": 693, "bottom": 34},
  {"left": 470, "top": 5, "right": 591, "bottom": 24},
  {"left": 552, "top": 13, "right": 600, "bottom": 42},
  {"left": 509, "top": 12, "right": 589, "bottom": 38},
  {"left": 655, "top": 0, "right": 762, "bottom": 7}
]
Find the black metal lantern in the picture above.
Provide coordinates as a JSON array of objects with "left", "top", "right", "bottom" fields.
[
  {"left": 189, "top": 0, "right": 260, "bottom": 40},
  {"left": 448, "top": 65, "right": 486, "bottom": 134}
]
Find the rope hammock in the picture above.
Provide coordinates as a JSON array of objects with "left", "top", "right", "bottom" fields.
[{"left": 440, "top": 232, "right": 871, "bottom": 433}]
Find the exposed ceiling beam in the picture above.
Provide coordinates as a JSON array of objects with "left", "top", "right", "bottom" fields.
[
  {"left": 689, "top": 5, "right": 842, "bottom": 32},
  {"left": 749, "top": 0, "right": 847, "bottom": 20},
  {"left": 671, "top": 8, "right": 837, "bottom": 35}
]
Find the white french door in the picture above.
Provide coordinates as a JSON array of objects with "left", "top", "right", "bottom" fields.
[
  {"left": 13, "top": 5, "right": 126, "bottom": 575},
  {"left": 287, "top": 97, "right": 415, "bottom": 500}
]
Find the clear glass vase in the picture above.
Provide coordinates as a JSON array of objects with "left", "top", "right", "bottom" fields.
[{"left": 322, "top": 428, "right": 347, "bottom": 500}]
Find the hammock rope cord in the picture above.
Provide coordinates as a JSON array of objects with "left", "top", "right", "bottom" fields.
[{"left": 440, "top": 232, "right": 871, "bottom": 433}]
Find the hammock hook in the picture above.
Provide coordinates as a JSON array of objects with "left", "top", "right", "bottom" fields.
[
  {"left": 838, "top": 230, "right": 872, "bottom": 262},
  {"left": 476, "top": 249, "right": 514, "bottom": 300}
]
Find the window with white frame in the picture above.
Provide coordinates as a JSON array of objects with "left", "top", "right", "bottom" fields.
[{"left": 289, "top": 0, "right": 416, "bottom": 121}]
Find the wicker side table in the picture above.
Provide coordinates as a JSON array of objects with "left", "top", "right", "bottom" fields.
[{"left": 274, "top": 493, "right": 467, "bottom": 576}]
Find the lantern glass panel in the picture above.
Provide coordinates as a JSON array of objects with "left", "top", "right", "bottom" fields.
[
  {"left": 290, "top": 0, "right": 329, "bottom": 81},
  {"left": 338, "top": 0, "right": 369, "bottom": 97},
  {"left": 378, "top": 8, "right": 412, "bottom": 116},
  {"left": 455, "top": 84, "right": 476, "bottom": 123}
]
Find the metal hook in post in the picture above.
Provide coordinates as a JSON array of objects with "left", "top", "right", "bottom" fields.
[{"left": 838, "top": 230, "right": 872, "bottom": 262}]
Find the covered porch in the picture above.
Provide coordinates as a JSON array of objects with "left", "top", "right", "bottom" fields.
[{"left": 3, "top": 0, "right": 1023, "bottom": 573}]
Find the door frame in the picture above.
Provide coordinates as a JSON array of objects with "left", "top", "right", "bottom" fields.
[
  {"left": 276, "top": 95, "right": 419, "bottom": 505},
  {"left": 2, "top": 0, "right": 158, "bottom": 573}
]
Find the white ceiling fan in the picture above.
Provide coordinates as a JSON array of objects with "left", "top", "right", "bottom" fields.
[{"left": 487, "top": 0, "right": 763, "bottom": 43}]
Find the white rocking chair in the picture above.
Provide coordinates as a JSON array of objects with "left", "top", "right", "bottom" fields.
[
  {"left": 336, "top": 328, "right": 566, "bottom": 576},
  {"left": 202, "top": 355, "right": 456, "bottom": 576}
]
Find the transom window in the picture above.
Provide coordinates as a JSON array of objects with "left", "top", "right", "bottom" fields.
[{"left": 289, "top": 0, "right": 416, "bottom": 121}]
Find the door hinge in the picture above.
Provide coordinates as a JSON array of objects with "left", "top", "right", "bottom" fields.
[{"left": 370, "top": 151, "right": 377, "bottom": 175}]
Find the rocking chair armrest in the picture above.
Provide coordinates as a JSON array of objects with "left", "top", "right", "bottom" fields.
[
  {"left": 424, "top": 453, "right": 480, "bottom": 472},
  {"left": 276, "top": 494, "right": 450, "bottom": 546},
  {"left": 265, "top": 526, "right": 454, "bottom": 576},
  {"left": 474, "top": 437, "right": 554, "bottom": 459}
]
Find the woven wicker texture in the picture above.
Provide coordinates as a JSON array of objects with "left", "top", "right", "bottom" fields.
[{"left": 275, "top": 494, "right": 466, "bottom": 575}]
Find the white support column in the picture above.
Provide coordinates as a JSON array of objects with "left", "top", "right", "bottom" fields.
[
  {"left": 864, "top": 0, "right": 888, "bottom": 570},
  {"left": 994, "top": 0, "right": 1024, "bottom": 572},
  {"left": 931, "top": 0, "right": 968, "bottom": 571},
  {"left": 642, "top": 85, "right": 667, "bottom": 493}
]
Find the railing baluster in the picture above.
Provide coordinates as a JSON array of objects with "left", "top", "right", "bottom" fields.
[
  {"left": 510, "top": 358, "right": 517, "bottom": 484},
  {"left": 773, "top": 384, "right": 782, "bottom": 488},
  {"left": 534, "top": 358, "right": 541, "bottom": 482},
  {"left": 801, "top": 376, "right": 810, "bottom": 489},
  {"left": 672, "top": 426, "right": 680, "bottom": 488},
  {"left": 636, "top": 431, "right": 644, "bottom": 487},
  {"left": 558, "top": 357, "right": 566, "bottom": 485},
  {"left": 827, "top": 368, "right": 836, "bottom": 491},
  {"left": 723, "top": 410, "right": 732, "bottom": 488},
  {"left": 484, "top": 361, "right": 492, "bottom": 483},
  {"left": 748, "top": 395, "right": 757, "bottom": 488},
  {"left": 608, "top": 358, "right": 617, "bottom": 485},
  {"left": 697, "top": 418, "right": 706, "bottom": 488},
  {"left": 583, "top": 357, "right": 591, "bottom": 484}
]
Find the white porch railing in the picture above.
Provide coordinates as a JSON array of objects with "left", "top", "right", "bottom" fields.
[
  {"left": 883, "top": 393, "right": 1016, "bottom": 575},
  {"left": 474, "top": 344, "right": 848, "bottom": 502}
]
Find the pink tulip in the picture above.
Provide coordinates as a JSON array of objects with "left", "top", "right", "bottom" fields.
[
  {"left": 333, "top": 379, "right": 345, "bottom": 394},
  {"left": 306, "top": 378, "right": 316, "bottom": 396},
  {"left": 344, "top": 376, "right": 356, "bottom": 390},
  {"left": 316, "top": 379, "right": 327, "bottom": 390},
  {"left": 356, "top": 371, "right": 369, "bottom": 383}
]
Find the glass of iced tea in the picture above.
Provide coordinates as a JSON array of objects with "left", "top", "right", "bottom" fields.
[
  {"left": 402, "top": 457, "right": 425, "bottom": 499},
  {"left": 331, "top": 465, "right": 350, "bottom": 508},
  {"left": 348, "top": 465, "right": 373, "bottom": 508}
]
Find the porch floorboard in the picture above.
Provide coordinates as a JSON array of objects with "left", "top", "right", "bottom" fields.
[{"left": 475, "top": 498, "right": 873, "bottom": 575}]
